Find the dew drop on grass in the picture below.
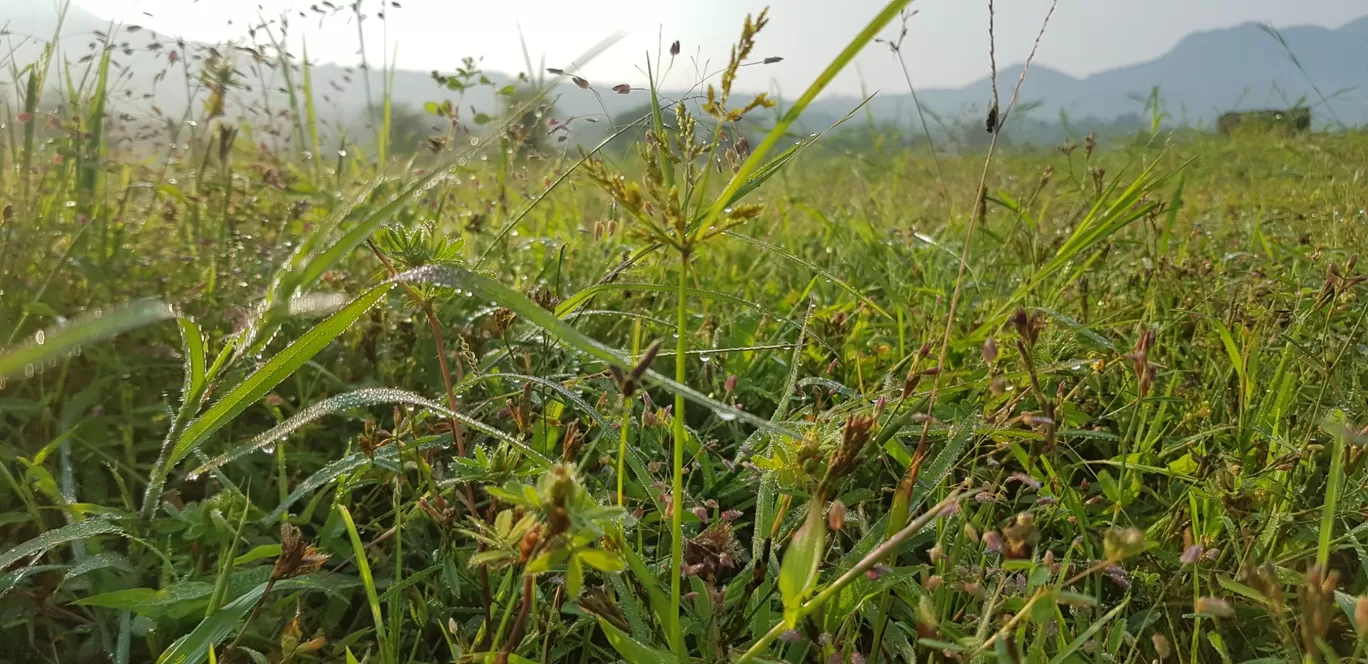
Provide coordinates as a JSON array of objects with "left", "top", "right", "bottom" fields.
[
  {"left": 261, "top": 441, "right": 276, "bottom": 454},
  {"left": 24, "top": 364, "right": 35, "bottom": 378},
  {"left": 699, "top": 353, "right": 713, "bottom": 364},
  {"left": 715, "top": 409, "right": 738, "bottom": 422},
  {"left": 34, "top": 330, "right": 46, "bottom": 345}
]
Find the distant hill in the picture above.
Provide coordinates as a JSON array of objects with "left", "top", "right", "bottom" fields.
[
  {"left": 4, "top": 4, "right": 1367, "bottom": 145},
  {"left": 811, "top": 17, "right": 1368, "bottom": 130}
]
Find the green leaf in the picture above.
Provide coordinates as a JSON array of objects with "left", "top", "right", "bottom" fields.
[
  {"left": 577, "top": 549, "right": 625, "bottom": 572},
  {"left": 176, "top": 318, "right": 206, "bottom": 402},
  {"left": 596, "top": 617, "right": 672, "bottom": 664},
  {"left": 566, "top": 554, "right": 584, "bottom": 598},
  {"left": 473, "top": 112, "right": 492, "bottom": 125},
  {"left": 21, "top": 302, "right": 59, "bottom": 318},
  {"left": 778, "top": 501, "right": 827, "bottom": 626},
  {"left": 75, "top": 588, "right": 158, "bottom": 611},
  {"left": 170, "top": 285, "right": 392, "bottom": 470},
  {"left": 1319, "top": 410, "right": 1350, "bottom": 568},
  {"left": 0, "top": 518, "right": 124, "bottom": 571},
  {"left": 62, "top": 551, "right": 133, "bottom": 581},
  {"left": 233, "top": 545, "right": 281, "bottom": 567},
  {"left": 337, "top": 505, "right": 390, "bottom": 664},
  {"left": 0, "top": 299, "right": 175, "bottom": 381},
  {"left": 423, "top": 101, "right": 439, "bottom": 114},
  {"left": 156, "top": 582, "right": 269, "bottom": 664},
  {"left": 151, "top": 578, "right": 341, "bottom": 664}
]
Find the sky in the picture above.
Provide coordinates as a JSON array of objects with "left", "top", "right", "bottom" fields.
[{"left": 67, "top": 0, "right": 1368, "bottom": 97}]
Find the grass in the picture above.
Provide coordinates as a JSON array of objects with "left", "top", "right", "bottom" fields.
[{"left": 3, "top": 2, "right": 1368, "bottom": 663}]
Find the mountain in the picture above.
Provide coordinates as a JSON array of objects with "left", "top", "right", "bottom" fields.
[
  {"left": 5, "top": 4, "right": 1368, "bottom": 144},
  {"left": 809, "top": 18, "right": 1368, "bottom": 130}
]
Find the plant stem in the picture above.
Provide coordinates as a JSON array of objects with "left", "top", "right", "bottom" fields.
[
  {"left": 497, "top": 573, "right": 535, "bottom": 664},
  {"left": 669, "top": 248, "right": 689, "bottom": 661}
]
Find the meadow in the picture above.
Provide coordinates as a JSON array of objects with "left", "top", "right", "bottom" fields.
[{"left": 3, "top": 2, "right": 1368, "bottom": 663}]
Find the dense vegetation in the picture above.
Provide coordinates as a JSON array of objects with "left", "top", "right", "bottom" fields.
[{"left": 4, "top": 2, "right": 1368, "bottom": 664}]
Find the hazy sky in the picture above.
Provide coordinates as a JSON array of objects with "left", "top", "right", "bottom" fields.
[{"left": 71, "top": 0, "right": 1368, "bottom": 96}]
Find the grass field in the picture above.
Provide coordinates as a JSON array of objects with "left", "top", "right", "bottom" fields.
[{"left": 3, "top": 3, "right": 1368, "bottom": 663}]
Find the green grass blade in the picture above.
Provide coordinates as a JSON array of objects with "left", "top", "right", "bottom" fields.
[
  {"left": 0, "top": 518, "right": 123, "bottom": 571},
  {"left": 338, "top": 504, "right": 391, "bottom": 664},
  {"left": 177, "top": 318, "right": 207, "bottom": 405},
  {"left": 300, "top": 40, "right": 322, "bottom": 182},
  {"left": 155, "top": 581, "right": 270, "bottom": 664},
  {"left": 189, "top": 387, "right": 552, "bottom": 478},
  {"left": 0, "top": 299, "right": 175, "bottom": 381},
  {"left": 263, "top": 435, "right": 450, "bottom": 523},
  {"left": 691, "top": 0, "right": 915, "bottom": 241},
  {"left": 597, "top": 617, "right": 673, "bottom": 664},
  {"left": 691, "top": 94, "right": 872, "bottom": 228},
  {"left": 1319, "top": 411, "right": 1350, "bottom": 568},
  {"left": 168, "top": 285, "right": 393, "bottom": 469}
]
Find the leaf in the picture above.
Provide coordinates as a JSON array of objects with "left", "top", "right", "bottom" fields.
[
  {"left": 596, "top": 618, "right": 672, "bottom": 664},
  {"left": 1319, "top": 410, "right": 1349, "bottom": 568},
  {"left": 473, "top": 112, "right": 492, "bottom": 125},
  {"left": 77, "top": 588, "right": 161, "bottom": 612},
  {"left": 0, "top": 299, "right": 175, "bottom": 381},
  {"left": 170, "top": 285, "right": 392, "bottom": 470},
  {"left": 233, "top": 545, "right": 281, "bottom": 567},
  {"left": 263, "top": 434, "right": 450, "bottom": 523},
  {"left": 423, "top": 101, "right": 439, "bottom": 114},
  {"left": 393, "top": 266, "right": 789, "bottom": 435},
  {"left": 0, "top": 519, "right": 124, "bottom": 571},
  {"left": 63, "top": 551, "right": 134, "bottom": 581},
  {"left": 337, "top": 505, "right": 389, "bottom": 663},
  {"left": 577, "top": 549, "right": 625, "bottom": 572},
  {"left": 22, "top": 302, "right": 59, "bottom": 318},
  {"left": 566, "top": 554, "right": 584, "bottom": 598},
  {"left": 778, "top": 501, "right": 827, "bottom": 626},
  {"left": 176, "top": 318, "right": 207, "bottom": 401},
  {"left": 154, "top": 579, "right": 320, "bottom": 664}
]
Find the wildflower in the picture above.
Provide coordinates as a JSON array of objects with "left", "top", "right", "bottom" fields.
[{"left": 1180, "top": 544, "right": 1203, "bottom": 566}]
